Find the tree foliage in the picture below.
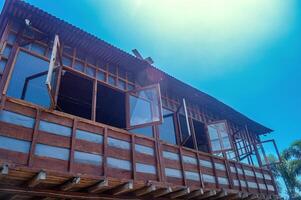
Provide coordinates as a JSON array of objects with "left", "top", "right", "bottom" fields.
[{"left": 269, "top": 140, "right": 301, "bottom": 200}]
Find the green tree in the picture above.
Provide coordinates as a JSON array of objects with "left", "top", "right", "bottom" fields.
[{"left": 269, "top": 140, "right": 301, "bottom": 200}]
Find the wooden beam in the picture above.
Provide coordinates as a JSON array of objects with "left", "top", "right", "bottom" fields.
[
  {"left": 87, "top": 179, "right": 109, "bottom": 193},
  {"left": 0, "top": 164, "right": 9, "bottom": 178},
  {"left": 0, "top": 185, "right": 140, "bottom": 200},
  {"left": 60, "top": 177, "right": 81, "bottom": 191},
  {"left": 185, "top": 189, "right": 204, "bottom": 199},
  {"left": 197, "top": 190, "right": 217, "bottom": 200},
  {"left": 134, "top": 185, "right": 156, "bottom": 197},
  {"left": 168, "top": 187, "right": 190, "bottom": 199},
  {"left": 108, "top": 181, "right": 133, "bottom": 195},
  {"left": 27, "top": 170, "right": 46, "bottom": 188},
  {"left": 208, "top": 189, "right": 228, "bottom": 200},
  {"left": 152, "top": 186, "right": 172, "bottom": 198}
]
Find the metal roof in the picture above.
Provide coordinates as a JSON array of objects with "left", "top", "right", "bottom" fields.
[{"left": 0, "top": 0, "right": 273, "bottom": 134}]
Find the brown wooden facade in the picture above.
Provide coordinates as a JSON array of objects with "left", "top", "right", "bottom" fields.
[{"left": 0, "top": 0, "right": 280, "bottom": 199}]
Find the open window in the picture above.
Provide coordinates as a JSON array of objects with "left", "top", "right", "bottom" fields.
[
  {"left": 255, "top": 139, "right": 281, "bottom": 166},
  {"left": 177, "top": 98, "right": 192, "bottom": 146},
  {"left": 207, "top": 121, "right": 233, "bottom": 156},
  {"left": 7, "top": 35, "right": 62, "bottom": 108},
  {"left": 46, "top": 34, "right": 63, "bottom": 109},
  {"left": 126, "top": 84, "right": 163, "bottom": 130}
]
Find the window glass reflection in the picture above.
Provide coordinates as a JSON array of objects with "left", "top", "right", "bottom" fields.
[
  {"left": 159, "top": 109, "right": 176, "bottom": 144},
  {"left": 7, "top": 51, "right": 50, "bottom": 107}
]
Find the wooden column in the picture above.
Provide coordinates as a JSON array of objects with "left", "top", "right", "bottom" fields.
[
  {"left": 68, "top": 118, "right": 78, "bottom": 172},
  {"left": 103, "top": 127, "right": 108, "bottom": 177},
  {"left": 28, "top": 108, "right": 41, "bottom": 167},
  {"left": 131, "top": 134, "right": 136, "bottom": 180}
]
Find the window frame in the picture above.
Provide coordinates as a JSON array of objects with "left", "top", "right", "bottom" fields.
[
  {"left": 125, "top": 83, "right": 163, "bottom": 130},
  {"left": 206, "top": 120, "right": 234, "bottom": 155},
  {"left": 176, "top": 98, "right": 192, "bottom": 145},
  {"left": 46, "top": 34, "right": 63, "bottom": 109}
]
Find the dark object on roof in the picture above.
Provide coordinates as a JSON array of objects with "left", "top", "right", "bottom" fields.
[{"left": 0, "top": 0, "right": 273, "bottom": 135}]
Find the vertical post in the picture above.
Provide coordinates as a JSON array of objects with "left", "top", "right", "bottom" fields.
[
  {"left": 210, "top": 157, "right": 219, "bottom": 189},
  {"left": 91, "top": 79, "right": 97, "bottom": 121},
  {"left": 131, "top": 134, "right": 136, "bottom": 180},
  {"left": 69, "top": 118, "right": 77, "bottom": 172},
  {"left": 195, "top": 152, "right": 205, "bottom": 189},
  {"left": 179, "top": 147, "right": 187, "bottom": 186},
  {"left": 103, "top": 127, "right": 108, "bottom": 177},
  {"left": 28, "top": 108, "right": 41, "bottom": 167},
  {"left": 224, "top": 159, "right": 234, "bottom": 189},
  {"left": 252, "top": 166, "right": 261, "bottom": 193},
  {"left": 241, "top": 164, "right": 249, "bottom": 193},
  {"left": 154, "top": 126, "right": 164, "bottom": 182},
  {"left": 234, "top": 162, "right": 242, "bottom": 191}
]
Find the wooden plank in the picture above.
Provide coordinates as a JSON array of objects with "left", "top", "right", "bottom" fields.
[
  {"left": 0, "top": 185, "right": 139, "bottom": 200},
  {"left": 27, "top": 170, "right": 46, "bottom": 188},
  {"left": 87, "top": 179, "right": 109, "bottom": 193},
  {"left": 185, "top": 188, "right": 204, "bottom": 199},
  {"left": 134, "top": 185, "right": 156, "bottom": 197},
  {"left": 168, "top": 187, "right": 190, "bottom": 199},
  {"left": 197, "top": 190, "right": 217, "bottom": 200},
  {"left": 108, "top": 181, "right": 133, "bottom": 195},
  {"left": 0, "top": 164, "right": 9, "bottom": 179},
  {"left": 208, "top": 189, "right": 228, "bottom": 200},
  {"left": 27, "top": 109, "right": 41, "bottom": 167},
  {"left": 69, "top": 119, "right": 78, "bottom": 172},
  {"left": 152, "top": 186, "right": 172, "bottom": 198},
  {"left": 60, "top": 177, "right": 81, "bottom": 191}
]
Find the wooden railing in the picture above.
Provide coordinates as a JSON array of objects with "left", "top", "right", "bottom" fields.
[{"left": 0, "top": 97, "right": 277, "bottom": 195}]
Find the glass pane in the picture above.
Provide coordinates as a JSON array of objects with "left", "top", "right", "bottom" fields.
[
  {"left": 108, "top": 75, "right": 116, "bottom": 85},
  {"left": 211, "top": 139, "right": 222, "bottom": 151},
  {"left": 62, "top": 56, "right": 72, "bottom": 67},
  {"left": 178, "top": 114, "right": 190, "bottom": 141},
  {"left": 129, "top": 95, "right": 152, "bottom": 126},
  {"left": 222, "top": 137, "right": 231, "bottom": 149},
  {"left": 118, "top": 79, "right": 126, "bottom": 90},
  {"left": 31, "top": 43, "right": 46, "bottom": 55},
  {"left": 74, "top": 61, "right": 84, "bottom": 72},
  {"left": 7, "top": 51, "right": 50, "bottom": 107},
  {"left": 3, "top": 45, "right": 12, "bottom": 58},
  {"left": 130, "top": 126, "right": 153, "bottom": 137},
  {"left": 127, "top": 84, "right": 134, "bottom": 91},
  {"left": 257, "top": 140, "right": 280, "bottom": 165},
  {"left": 97, "top": 70, "right": 105, "bottom": 81},
  {"left": 159, "top": 112, "right": 176, "bottom": 144},
  {"left": 128, "top": 85, "right": 161, "bottom": 128},
  {"left": 0, "top": 59, "right": 7, "bottom": 73},
  {"left": 208, "top": 126, "right": 219, "bottom": 140},
  {"left": 86, "top": 66, "right": 96, "bottom": 77},
  {"left": 8, "top": 33, "right": 17, "bottom": 44}
]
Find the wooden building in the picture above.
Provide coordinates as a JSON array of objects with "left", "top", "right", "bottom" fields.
[{"left": 0, "top": 0, "right": 281, "bottom": 199}]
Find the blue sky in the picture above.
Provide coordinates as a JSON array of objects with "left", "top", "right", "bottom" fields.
[{"left": 1, "top": 0, "right": 300, "bottom": 151}]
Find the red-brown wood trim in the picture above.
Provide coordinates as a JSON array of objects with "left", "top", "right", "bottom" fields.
[
  {"left": 252, "top": 166, "right": 261, "bottom": 193},
  {"left": 179, "top": 147, "right": 187, "bottom": 186},
  {"left": 195, "top": 152, "right": 205, "bottom": 189},
  {"left": 241, "top": 163, "right": 249, "bottom": 192},
  {"left": 154, "top": 126, "right": 164, "bottom": 182},
  {"left": 103, "top": 127, "right": 108, "bottom": 177},
  {"left": 91, "top": 78, "right": 97, "bottom": 121},
  {"left": 27, "top": 108, "right": 41, "bottom": 167},
  {"left": 210, "top": 157, "right": 219, "bottom": 189},
  {"left": 224, "top": 159, "right": 234, "bottom": 189},
  {"left": 69, "top": 118, "right": 78, "bottom": 172},
  {"left": 131, "top": 134, "right": 136, "bottom": 180}
]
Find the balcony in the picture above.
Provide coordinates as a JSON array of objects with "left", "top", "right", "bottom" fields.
[{"left": 0, "top": 97, "right": 279, "bottom": 199}]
